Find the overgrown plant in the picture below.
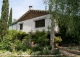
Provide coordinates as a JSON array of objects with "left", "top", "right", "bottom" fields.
[
  {"left": 44, "top": 0, "right": 80, "bottom": 46},
  {"left": 32, "top": 30, "right": 49, "bottom": 47},
  {"left": 0, "top": 30, "right": 26, "bottom": 51},
  {"left": 54, "top": 36, "right": 62, "bottom": 43}
]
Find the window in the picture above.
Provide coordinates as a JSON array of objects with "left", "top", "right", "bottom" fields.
[
  {"left": 35, "top": 19, "right": 45, "bottom": 28},
  {"left": 20, "top": 23, "right": 23, "bottom": 30}
]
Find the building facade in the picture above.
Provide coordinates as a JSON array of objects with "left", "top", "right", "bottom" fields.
[{"left": 9, "top": 6, "right": 59, "bottom": 34}]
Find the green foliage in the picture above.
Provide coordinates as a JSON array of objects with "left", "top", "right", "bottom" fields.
[
  {"left": 31, "top": 46, "right": 42, "bottom": 52},
  {"left": 0, "top": 0, "right": 9, "bottom": 39},
  {"left": 22, "top": 32, "right": 32, "bottom": 48},
  {"left": 44, "top": 0, "right": 80, "bottom": 45},
  {"left": 42, "top": 46, "right": 49, "bottom": 55},
  {"left": 14, "top": 39, "right": 23, "bottom": 51},
  {"left": 7, "top": 30, "right": 26, "bottom": 51},
  {"left": 0, "top": 30, "right": 63, "bottom": 55},
  {"left": 0, "top": 30, "right": 26, "bottom": 51},
  {"left": 32, "top": 30, "right": 49, "bottom": 46},
  {"left": 7, "top": 30, "right": 26, "bottom": 41},
  {"left": 0, "top": 35, "right": 12, "bottom": 51},
  {"left": 23, "top": 30, "right": 49, "bottom": 48},
  {"left": 8, "top": 8, "right": 12, "bottom": 26},
  {"left": 26, "top": 49, "right": 32, "bottom": 54},
  {"left": 31, "top": 51, "right": 41, "bottom": 55},
  {"left": 22, "top": 30, "right": 49, "bottom": 52},
  {"left": 54, "top": 36, "right": 62, "bottom": 43},
  {"left": 53, "top": 49, "right": 60, "bottom": 55}
]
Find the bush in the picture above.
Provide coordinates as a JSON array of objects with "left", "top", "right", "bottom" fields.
[
  {"left": 54, "top": 36, "right": 62, "bottom": 43},
  {"left": 7, "top": 30, "right": 26, "bottom": 41},
  {"left": 32, "top": 30, "right": 49, "bottom": 47},
  {"left": 31, "top": 51, "right": 41, "bottom": 55},
  {"left": 22, "top": 33, "right": 32, "bottom": 48},
  {"left": 26, "top": 49, "right": 32, "bottom": 54},
  {"left": 0, "top": 30, "right": 50, "bottom": 52},
  {"left": 31, "top": 46, "right": 42, "bottom": 51},
  {"left": 22, "top": 30, "right": 49, "bottom": 49},
  {"left": 0, "top": 35, "right": 11, "bottom": 51},
  {"left": 14, "top": 39, "right": 23, "bottom": 51},
  {"left": 42, "top": 46, "right": 49, "bottom": 55},
  {"left": 0, "top": 30, "right": 27, "bottom": 51}
]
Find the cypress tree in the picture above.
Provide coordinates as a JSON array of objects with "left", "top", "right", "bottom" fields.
[
  {"left": 0, "top": 18, "right": 1, "bottom": 40},
  {"left": 8, "top": 8, "right": 12, "bottom": 26},
  {"left": 1, "top": 0, "right": 9, "bottom": 39}
]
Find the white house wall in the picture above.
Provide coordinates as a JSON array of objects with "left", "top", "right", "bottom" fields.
[
  {"left": 9, "top": 26, "right": 13, "bottom": 30},
  {"left": 17, "top": 14, "right": 51, "bottom": 33},
  {"left": 9, "top": 14, "right": 59, "bottom": 33},
  {"left": 9, "top": 24, "right": 17, "bottom": 30}
]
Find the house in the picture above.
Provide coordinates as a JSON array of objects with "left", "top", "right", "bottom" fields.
[{"left": 9, "top": 6, "right": 59, "bottom": 33}]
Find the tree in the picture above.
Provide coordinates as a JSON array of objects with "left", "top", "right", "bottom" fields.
[
  {"left": 56, "top": 0, "right": 80, "bottom": 44},
  {"left": 44, "top": 0, "right": 80, "bottom": 45},
  {"left": 8, "top": 8, "right": 12, "bottom": 26},
  {"left": 0, "top": 18, "right": 1, "bottom": 40},
  {"left": 1, "top": 0, "right": 9, "bottom": 40},
  {"left": 44, "top": 0, "right": 58, "bottom": 51}
]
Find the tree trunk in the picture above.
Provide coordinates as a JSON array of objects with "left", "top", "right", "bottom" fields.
[{"left": 50, "top": 26, "right": 55, "bottom": 51}]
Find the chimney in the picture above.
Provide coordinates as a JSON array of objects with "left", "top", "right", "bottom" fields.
[{"left": 29, "top": 6, "right": 33, "bottom": 10}]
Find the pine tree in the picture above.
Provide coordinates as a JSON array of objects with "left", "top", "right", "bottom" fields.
[
  {"left": 1, "top": 0, "right": 9, "bottom": 40},
  {"left": 8, "top": 8, "right": 12, "bottom": 26}
]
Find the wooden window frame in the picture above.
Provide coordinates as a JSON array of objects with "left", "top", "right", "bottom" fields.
[{"left": 35, "top": 19, "right": 45, "bottom": 28}]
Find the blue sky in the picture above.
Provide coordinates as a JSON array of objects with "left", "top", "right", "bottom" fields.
[{"left": 0, "top": 0, "right": 45, "bottom": 20}]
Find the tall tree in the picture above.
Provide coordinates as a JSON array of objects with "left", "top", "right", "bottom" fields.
[
  {"left": 44, "top": 0, "right": 58, "bottom": 50},
  {"left": 0, "top": 18, "right": 1, "bottom": 40},
  {"left": 8, "top": 8, "right": 12, "bottom": 26},
  {"left": 44, "top": 0, "right": 80, "bottom": 48},
  {"left": 1, "top": 0, "right": 9, "bottom": 40}
]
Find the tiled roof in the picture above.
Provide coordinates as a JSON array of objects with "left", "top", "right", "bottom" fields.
[{"left": 16, "top": 10, "right": 49, "bottom": 22}]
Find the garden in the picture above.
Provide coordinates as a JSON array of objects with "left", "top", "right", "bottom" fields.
[{"left": 0, "top": 30, "right": 64, "bottom": 57}]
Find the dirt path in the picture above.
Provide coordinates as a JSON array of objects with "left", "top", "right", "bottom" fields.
[{"left": 59, "top": 47, "right": 80, "bottom": 57}]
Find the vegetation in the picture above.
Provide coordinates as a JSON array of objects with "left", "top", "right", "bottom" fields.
[
  {"left": 0, "top": 0, "right": 62, "bottom": 55},
  {"left": 22, "top": 30, "right": 49, "bottom": 51},
  {"left": 0, "top": 30, "right": 63, "bottom": 56},
  {"left": 0, "top": 0, "right": 9, "bottom": 39},
  {"left": 54, "top": 36, "right": 62, "bottom": 43},
  {"left": 0, "top": 30, "right": 26, "bottom": 51},
  {"left": 8, "top": 8, "right": 12, "bottom": 26},
  {"left": 44, "top": 0, "right": 80, "bottom": 46},
  {"left": 0, "top": 0, "right": 79, "bottom": 56}
]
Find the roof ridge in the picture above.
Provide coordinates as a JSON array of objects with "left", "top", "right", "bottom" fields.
[
  {"left": 16, "top": 9, "right": 49, "bottom": 22},
  {"left": 30, "top": 9, "right": 49, "bottom": 12}
]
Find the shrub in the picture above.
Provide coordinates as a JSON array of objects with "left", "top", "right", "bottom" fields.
[
  {"left": 0, "top": 30, "right": 27, "bottom": 51},
  {"left": 14, "top": 39, "right": 23, "bottom": 51},
  {"left": 54, "top": 36, "right": 62, "bottom": 43},
  {"left": 32, "top": 30, "right": 49, "bottom": 47},
  {"left": 0, "top": 35, "right": 11, "bottom": 51},
  {"left": 42, "top": 46, "right": 49, "bottom": 55},
  {"left": 22, "top": 30, "right": 49, "bottom": 49},
  {"left": 31, "top": 51, "right": 41, "bottom": 55},
  {"left": 22, "top": 33, "right": 32, "bottom": 48},
  {"left": 31, "top": 46, "right": 42, "bottom": 51},
  {"left": 26, "top": 49, "right": 32, "bottom": 54},
  {"left": 7, "top": 30, "right": 26, "bottom": 41}
]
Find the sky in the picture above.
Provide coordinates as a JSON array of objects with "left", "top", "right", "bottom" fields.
[{"left": 0, "top": 0, "right": 45, "bottom": 20}]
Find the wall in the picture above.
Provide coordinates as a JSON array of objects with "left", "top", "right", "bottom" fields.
[
  {"left": 9, "top": 24, "right": 17, "bottom": 30},
  {"left": 9, "top": 14, "right": 59, "bottom": 33},
  {"left": 17, "top": 14, "right": 51, "bottom": 33}
]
